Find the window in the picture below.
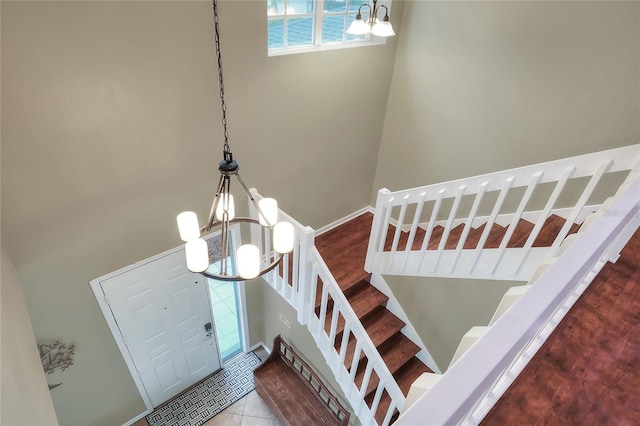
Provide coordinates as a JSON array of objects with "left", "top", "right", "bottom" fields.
[{"left": 267, "top": 0, "right": 390, "bottom": 55}]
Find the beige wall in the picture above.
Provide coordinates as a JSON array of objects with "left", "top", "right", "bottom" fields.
[
  {"left": 0, "top": 1, "right": 400, "bottom": 424},
  {"left": 384, "top": 276, "right": 519, "bottom": 370},
  {"left": 373, "top": 0, "right": 639, "bottom": 195},
  {"left": 372, "top": 0, "right": 639, "bottom": 369},
  {"left": 1, "top": 248, "right": 59, "bottom": 426}
]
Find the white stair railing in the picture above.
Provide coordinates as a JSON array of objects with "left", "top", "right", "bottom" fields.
[
  {"left": 396, "top": 175, "right": 640, "bottom": 426},
  {"left": 249, "top": 189, "right": 404, "bottom": 426},
  {"left": 366, "top": 144, "right": 640, "bottom": 281}
]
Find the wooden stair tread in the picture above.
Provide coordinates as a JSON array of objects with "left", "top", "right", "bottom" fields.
[
  {"left": 506, "top": 219, "right": 535, "bottom": 248},
  {"left": 531, "top": 214, "right": 583, "bottom": 247},
  {"left": 464, "top": 223, "right": 486, "bottom": 249},
  {"left": 324, "top": 283, "right": 388, "bottom": 335},
  {"left": 354, "top": 333, "right": 421, "bottom": 396},
  {"left": 382, "top": 214, "right": 582, "bottom": 254},
  {"left": 372, "top": 357, "right": 432, "bottom": 424},
  {"left": 314, "top": 273, "right": 372, "bottom": 311},
  {"left": 342, "top": 310, "right": 405, "bottom": 367},
  {"left": 443, "top": 223, "right": 465, "bottom": 249}
]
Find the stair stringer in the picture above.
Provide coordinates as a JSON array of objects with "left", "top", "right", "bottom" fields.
[
  {"left": 374, "top": 247, "right": 551, "bottom": 281},
  {"left": 368, "top": 273, "right": 442, "bottom": 374}
]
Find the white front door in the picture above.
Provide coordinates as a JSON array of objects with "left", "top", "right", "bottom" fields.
[{"left": 99, "top": 249, "right": 221, "bottom": 407}]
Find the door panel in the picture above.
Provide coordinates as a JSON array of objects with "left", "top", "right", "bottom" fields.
[{"left": 101, "top": 249, "right": 221, "bottom": 407}]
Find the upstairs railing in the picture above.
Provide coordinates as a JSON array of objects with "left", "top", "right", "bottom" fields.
[
  {"left": 250, "top": 189, "right": 405, "bottom": 426},
  {"left": 366, "top": 144, "right": 640, "bottom": 281},
  {"left": 396, "top": 174, "right": 640, "bottom": 425}
]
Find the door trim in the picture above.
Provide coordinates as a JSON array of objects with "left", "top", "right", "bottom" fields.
[{"left": 90, "top": 233, "right": 230, "bottom": 410}]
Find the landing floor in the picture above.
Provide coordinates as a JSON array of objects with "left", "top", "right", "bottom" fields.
[{"left": 483, "top": 228, "right": 640, "bottom": 424}]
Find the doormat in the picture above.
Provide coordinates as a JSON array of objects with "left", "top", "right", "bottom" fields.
[{"left": 146, "top": 352, "right": 262, "bottom": 426}]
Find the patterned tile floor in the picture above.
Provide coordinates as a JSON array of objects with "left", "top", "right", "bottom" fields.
[
  {"left": 204, "top": 391, "right": 280, "bottom": 426},
  {"left": 134, "top": 391, "right": 279, "bottom": 426},
  {"left": 134, "top": 349, "right": 279, "bottom": 426}
]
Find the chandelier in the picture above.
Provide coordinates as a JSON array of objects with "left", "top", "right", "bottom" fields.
[
  {"left": 347, "top": 0, "right": 396, "bottom": 37},
  {"left": 176, "top": 0, "right": 294, "bottom": 281}
]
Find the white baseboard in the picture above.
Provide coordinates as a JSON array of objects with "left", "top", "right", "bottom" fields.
[
  {"left": 123, "top": 410, "right": 151, "bottom": 426},
  {"left": 248, "top": 341, "right": 271, "bottom": 354},
  {"left": 316, "top": 206, "right": 373, "bottom": 235}
]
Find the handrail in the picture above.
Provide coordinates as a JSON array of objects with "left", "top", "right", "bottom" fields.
[
  {"left": 308, "top": 247, "right": 405, "bottom": 425},
  {"left": 396, "top": 176, "right": 640, "bottom": 425},
  {"left": 366, "top": 144, "right": 640, "bottom": 281},
  {"left": 250, "top": 190, "right": 405, "bottom": 426}
]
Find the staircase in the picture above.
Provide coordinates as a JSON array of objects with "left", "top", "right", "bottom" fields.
[
  {"left": 249, "top": 144, "right": 640, "bottom": 426},
  {"left": 315, "top": 213, "right": 432, "bottom": 423},
  {"left": 312, "top": 210, "right": 581, "bottom": 423}
]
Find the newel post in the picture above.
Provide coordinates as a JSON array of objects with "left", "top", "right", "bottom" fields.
[
  {"left": 296, "top": 225, "right": 316, "bottom": 325},
  {"left": 365, "top": 188, "right": 391, "bottom": 273}
]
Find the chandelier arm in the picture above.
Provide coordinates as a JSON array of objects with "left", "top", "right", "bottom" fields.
[
  {"left": 205, "top": 173, "right": 227, "bottom": 232},
  {"left": 221, "top": 175, "right": 234, "bottom": 275},
  {"left": 357, "top": 3, "right": 371, "bottom": 16},
  {"left": 377, "top": 4, "right": 389, "bottom": 18},
  {"left": 234, "top": 172, "right": 275, "bottom": 229}
]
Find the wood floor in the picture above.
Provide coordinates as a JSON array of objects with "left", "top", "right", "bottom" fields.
[{"left": 482, "top": 228, "right": 640, "bottom": 425}]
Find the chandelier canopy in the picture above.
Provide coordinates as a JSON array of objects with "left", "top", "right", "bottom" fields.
[{"left": 177, "top": 0, "right": 294, "bottom": 281}]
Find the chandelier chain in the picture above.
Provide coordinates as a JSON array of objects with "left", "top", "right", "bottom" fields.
[{"left": 212, "top": 0, "right": 230, "bottom": 154}]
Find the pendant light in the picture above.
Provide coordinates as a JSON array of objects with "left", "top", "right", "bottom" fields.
[
  {"left": 347, "top": 0, "right": 396, "bottom": 37},
  {"left": 177, "top": 0, "right": 294, "bottom": 281}
]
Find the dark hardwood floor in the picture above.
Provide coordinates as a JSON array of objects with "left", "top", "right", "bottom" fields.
[
  {"left": 313, "top": 212, "right": 583, "bottom": 424},
  {"left": 316, "top": 213, "right": 432, "bottom": 423},
  {"left": 482, "top": 228, "right": 640, "bottom": 425}
]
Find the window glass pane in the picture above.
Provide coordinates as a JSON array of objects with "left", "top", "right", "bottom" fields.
[
  {"left": 267, "top": 0, "right": 286, "bottom": 16},
  {"left": 287, "top": 17, "right": 314, "bottom": 47},
  {"left": 322, "top": 15, "right": 346, "bottom": 44},
  {"left": 348, "top": 0, "right": 363, "bottom": 12},
  {"left": 268, "top": 18, "right": 284, "bottom": 49},
  {"left": 287, "top": 0, "right": 314, "bottom": 15},
  {"left": 346, "top": 14, "right": 367, "bottom": 41},
  {"left": 324, "top": 0, "right": 347, "bottom": 13}
]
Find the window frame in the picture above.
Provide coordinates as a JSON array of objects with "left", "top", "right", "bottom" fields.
[{"left": 267, "top": 0, "right": 392, "bottom": 56}]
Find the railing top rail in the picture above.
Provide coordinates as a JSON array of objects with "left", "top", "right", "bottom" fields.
[
  {"left": 396, "top": 176, "right": 640, "bottom": 425},
  {"left": 311, "top": 247, "right": 405, "bottom": 401},
  {"left": 380, "top": 144, "right": 639, "bottom": 201}
]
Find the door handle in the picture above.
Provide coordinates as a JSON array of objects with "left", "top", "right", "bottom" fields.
[{"left": 204, "top": 322, "right": 213, "bottom": 338}]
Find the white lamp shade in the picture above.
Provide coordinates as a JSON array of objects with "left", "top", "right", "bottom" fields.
[
  {"left": 273, "top": 221, "right": 295, "bottom": 254},
  {"left": 258, "top": 198, "right": 278, "bottom": 226},
  {"left": 371, "top": 20, "right": 395, "bottom": 37},
  {"left": 237, "top": 244, "right": 260, "bottom": 279},
  {"left": 346, "top": 17, "right": 370, "bottom": 35},
  {"left": 185, "top": 238, "right": 209, "bottom": 273},
  {"left": 215, "top": 193, "right": 235, "bottom": 221},
  {"left": 177, "top": 211, "right": 201, "bottom": 242}
]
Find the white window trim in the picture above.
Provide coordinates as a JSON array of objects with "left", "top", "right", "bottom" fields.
[{"left": 268, "top": 0, "right": 392, "bottom": 57}]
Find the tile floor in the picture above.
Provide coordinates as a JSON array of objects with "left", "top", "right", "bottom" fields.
[
  {"left": 133, "top": 390, "right": 279, "bottom": 426},
  {"left": 203, "top": 390, "right": 280, "bottom": 426}
]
